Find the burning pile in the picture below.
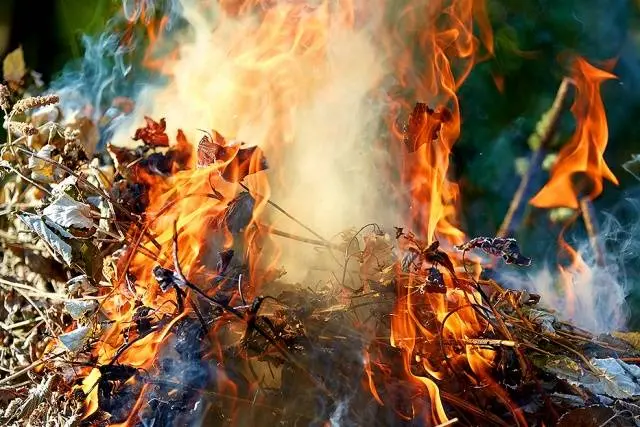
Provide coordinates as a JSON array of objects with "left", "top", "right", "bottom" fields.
[{"left": 0, "top": 1, "right": 638, "bottom": 426}]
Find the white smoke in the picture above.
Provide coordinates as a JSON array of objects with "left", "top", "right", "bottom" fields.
[{"left": 501, "top": 198, "right": 640, "bottom": 333}]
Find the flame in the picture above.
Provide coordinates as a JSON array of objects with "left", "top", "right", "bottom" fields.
[
  {"left": 386, "top": 0, "right": 492, "bottom": 246},
  {"left": 530, "top": 57, "right": 618, "bottom": 209},
  {"left": 78, "top": 0, "right": 526, "bottom": 424}
]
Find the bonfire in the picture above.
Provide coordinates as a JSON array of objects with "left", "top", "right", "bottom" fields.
[{"left": 0, "top": 1, "right": 638, "bottom": 427}]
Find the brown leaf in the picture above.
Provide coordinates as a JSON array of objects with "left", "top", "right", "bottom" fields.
[
  {"left": 196, "top": 131, "right": 268, "bottom": 182},
  {"left": 133, "top": 116, "right": 169, "bottom": 147},
  {"left": 403, "top": 103, "right": 452, "bottom": 152},
  {"left": 3, "top": 46, "right": 26, "bottom": 83}
]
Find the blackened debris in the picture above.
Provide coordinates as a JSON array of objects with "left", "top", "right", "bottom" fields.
[
  {"left": 401, "top": 248, "right": 420, "bottom": 272},
  {"left": 133, "top": 116, "right": 169, "bottom": 147},
  {"left": 153, "top": 265, "right": 185, "bottom": 292},
  {"left": 424, "top": 266, "right": 446, "bottom": 293},
  {"left": 403, "top": 103, "right": 452, "bottom": 152},
  {"left": 216, "top": 249, "right": 234, "bottom": 275},
  {"left": 221, "top": 191, "right": 255, "bottom": 234},
  {"left": 456, "top": 237, "right": 532, "bottom": 266}
]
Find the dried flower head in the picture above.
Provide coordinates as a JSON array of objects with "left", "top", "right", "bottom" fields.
[
  {"left": 8, "top": 121, "right": 38, "bottom": 136},
  {"left": 0, "top": 84, "right": 10, "bottom": 110},
  {"left": 11, "top": 94, "right": 59, "bottom": 114},
  {"left": 63, "top": 127, "right": 81, "bottom": 144}
]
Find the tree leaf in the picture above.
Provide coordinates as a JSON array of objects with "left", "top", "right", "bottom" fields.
[
  {"left": 64, "top": 300, "right": 98, "bottom": 319},
  {"left": 71, "top": 240, "right": 104, "bottom": 282},
  {"left": 43, "top": 194, "right": 95, "bottom": 229},
  {"left": 58, "top": 325, "right": 92, "bottom": 352},
  {"left": 3, "top": 46, "right": 26, "bottom": 83},
  {"left": 18, "top": 213, "right": 73, "bottom": 265}
]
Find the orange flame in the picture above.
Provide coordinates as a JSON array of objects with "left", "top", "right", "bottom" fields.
[
  {"left": 387, "top": 0, "right": 493, "bottom": 246},
  {"left": 530, "top": 57, "right": 618, "bottom": 209}
]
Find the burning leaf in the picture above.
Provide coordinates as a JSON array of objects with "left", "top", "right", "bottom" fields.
[
  {"left": 153, "top": 265, "right": 185, "bottom": 292},
  {"left": 58, "top": 325, "right": 92, "bottom": 352},
  {"left": 424, "top": 266, "right": 446, "bottom": 293},
  {"left": 43, "top": 194, "right": 95, "bottom": 230},
  {"left": 3, "top": 46, "right": 26, "bottom": 83},
  {"left": 64, "top": 299, "right": 98, "bottom": 319},
  {"left": 133, "top": 116, "right": 169, "bottom": 147},
  {"left": 622, "top": 154, "right": 640, "bottom": 181},
  {"left": 222, "top": 191, "right": 255, "bottom": 233},
  {"left": 217, "top": 249, "right": 234, "bottom": 275},
  {"left": 196, "top": 131, "right": 269, "bottom": 182},
  {"left": 18, "top": 213, "right": 73, "bottom": 265},
  {"left": 403, "top": 103, "right": 452, "bottom": 152},
  {"left": 456, "top": 237, "right": 532, "bottom": 266}
]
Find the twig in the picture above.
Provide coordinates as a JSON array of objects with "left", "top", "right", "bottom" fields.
[
  {"left": 12, "top": 287, "right": 56, "bottom": 337},
  {"left": 0, "top": 351, "right": 65, "bottom": 386},
  {"left": 239, "top": 183, "right": 330, "bottom": 246},
  {"left": 497, "top": 78, "right": 573, "bottom": 237},
  {"left": 267, "top": 227, "right": 341, "bottom": 249},
  {"left": 464, "top": 338, "right": 517, "bottom": 348},
  {"left": 436, "top": 419, "right": 459, "bottom": 427},
  {"left": 579, "top": 196, "right": 606, "bottom": 267}
]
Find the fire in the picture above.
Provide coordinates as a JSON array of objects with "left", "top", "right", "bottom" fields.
[
  {"left": 80, "top": 0, "right": 524, "bottom": 425},
  {"left": 530, "top": 57, "right": 618, "bottom": 209},
  {"left": 529, "top": 57, "right": 619, "bottom": 328}
]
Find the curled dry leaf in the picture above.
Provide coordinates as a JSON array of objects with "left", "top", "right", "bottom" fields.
[
  {"left": 50, "top": 175, "right": 78, "bottom": 196},
  {"left": 456, "top": 236, "right": 532, "bottom": 266},
  {"left": 64, "top": 300, "right": 98, "bottom": 320},
  {"left": 18, "top": 213, "right": 73, "bottom": 265},
  {"left": 403, "top": 102, "right": 452, "bottom": 152},
  {"left": 133, "top": 116, "right": 169, "bottom": 147},
  {"left": 58, "top": 325, "right": 92, "bottom": 352},
  {"left": 43, "top": 194, "right": 95, "bottom": 230},
  {"left": 196, "top": 131, "right": 268, "bottom": 182}
]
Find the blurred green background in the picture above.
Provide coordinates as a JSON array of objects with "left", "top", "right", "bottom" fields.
[{"left": 1, "top": 0, "right": 639, "bottom": 325}]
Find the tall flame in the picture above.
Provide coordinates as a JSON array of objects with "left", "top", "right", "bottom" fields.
[
  {"left": 78, "top": 0, "right": 532, "bottom": 424},
  {"left": 530, "top": 57, "right": 618, "bottom": 209}
]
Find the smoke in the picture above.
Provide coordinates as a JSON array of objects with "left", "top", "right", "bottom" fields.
[
  {"left": 500, "top": 197, "right": 640, "bottom": 333},
  {"left": 106, "top": 0, "right": 402, "bottom": 281}
]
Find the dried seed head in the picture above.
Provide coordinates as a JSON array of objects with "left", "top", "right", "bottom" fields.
[
  {"left": 0, "top": 84, "right": 10, "bottom": 111},
  {"left": 11, "top": 94, "right": 59, "bottom": 114},
  {"left": 63, "top": 127, "right": 81, "bottom": 143},
  {"left": 8, "top": 121, "right": 38, "bottom": 136}
]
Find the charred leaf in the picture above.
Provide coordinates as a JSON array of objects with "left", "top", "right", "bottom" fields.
[
  {"left": 456, "top": 237, "right": 532, "bottom": 266},
  {"left": 196, "top": 131, "right": 268, "bottom": 182},
  {"left": 132, "top": 116, "right": 169, "bottom": 147},
  {"left": 403, "top": 103, "right": 452, "bottom": 152}
]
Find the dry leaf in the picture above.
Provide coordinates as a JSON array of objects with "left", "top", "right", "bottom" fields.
[
  {"left": 612, "top": 331, "right": 640, "bottom": 351},
  {"left": 133, "top": 116, "right": 169, "bottom": 147},
  {"left": 66, "top": 275, "right": 98, "bottom": 295},
  {"left": 43, "top": 194, "right": 95, "bottom": 229},
  {"left": 28, "top": 144, "right": 57, "bottom": 182},
  {"left": 18, "top": 213, "right": 73, "bottom": 265},
  {"left": 58, "top": 326, "right": 92, "bottom": 352},
  {"left": 3, "top": 46, "right": 26, "bottom": 83},
  {"left": 64, "top": 300, "right": 98, "bottom": 319}
]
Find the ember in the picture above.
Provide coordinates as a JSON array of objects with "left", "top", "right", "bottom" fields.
[{"left": 0, "top": 1, "right": 638, "bottom": 427}]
